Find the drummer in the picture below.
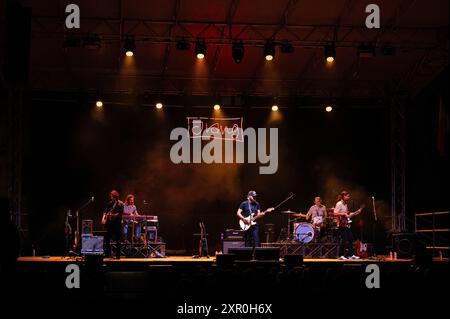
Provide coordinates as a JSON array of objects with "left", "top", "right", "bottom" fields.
[{"left": 306, "top": 196, "right": 327, "bottom": 240}]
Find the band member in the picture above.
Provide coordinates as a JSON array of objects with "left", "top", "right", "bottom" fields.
[
  {"left": 306, "top": 196, "right": 327, "bottom": 240},
  {"left": 123, "top": 194, "right": 140, "bottom": 240},
  {"left": 102, "top": 190, "right": 124, "bottom": 259},
  {"left": 334, "top": 191, "right": 362, "bottom": 260},
  {"left": 236, "top": 191, "right": 265, "bottom": 248},
  {"left": 123, "top": 194, "right": 138, "bottom": 215}
]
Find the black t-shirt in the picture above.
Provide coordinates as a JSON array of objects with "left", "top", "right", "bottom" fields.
[
  {"left": 239, "top": 200, "right": 261, "bottom": 218},
  {"left": 104, "top": 200, "right": 124, "bottom": 223}
]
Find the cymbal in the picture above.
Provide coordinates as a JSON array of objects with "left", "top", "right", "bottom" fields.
[
  {"left": 281, "top": 210, "right": 298, "bottom": 214},
  {"left": 292, "top": 213, "right": 307, "bottom": 217}
]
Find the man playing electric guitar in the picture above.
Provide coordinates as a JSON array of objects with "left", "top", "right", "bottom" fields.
[
  {"left": 102, "top": 190, "right": 124, "bottom": 259},
  {"left": 236, "top": 190, "right": 274, "bottom": 248},
  {"left": 334, "top": 190, "right": 364, "bottom": 260}
]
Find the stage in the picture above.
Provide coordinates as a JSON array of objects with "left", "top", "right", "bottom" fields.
[{"left": 18, "top": 255, "right": 425, "bottom": 264}]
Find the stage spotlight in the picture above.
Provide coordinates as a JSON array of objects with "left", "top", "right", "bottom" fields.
[
  {"left": 96, "top": 100, "right": 103, "bottom": 108},
  {"left": 280, "top": 41, "right": 294, "bottom": 54},
  {"left": 357, "top": 42, "right": 375, "bottom": 58},
  {"left": 176, "top": 37, "right": 191, "bottom": 51},
  {"left": 232, "top": 41, "right": 245, "bottom": 64},
  {"left": 156, "top": 102, "right": 163, "bottom": 109},
  {"left": 264, "top": 41, "right": 275, "bottom": 61},
  {"left": 324, "top": 43, "right": 336, "bottom": 63},
  {"left": 214, "top": 104, "right": 221, "bottom": 110},
  {"left": 195, "top": 40, "right": 206, "bottom": 59},
  {"left": 325, "top": 105, "right": 333, "bottom": 112},
  {"left": 124, "top": 36, "right": 135, "bottom": 57},
  {"left": 271, "top": 105, "right": 279, "bottom": 112},
  {"left": 83, "top": 34, "right": 102, "bottom": 50}
]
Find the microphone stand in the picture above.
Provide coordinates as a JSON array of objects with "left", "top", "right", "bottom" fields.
[{"left": 372, "top": 197, "right": 378, "bottom": 257}]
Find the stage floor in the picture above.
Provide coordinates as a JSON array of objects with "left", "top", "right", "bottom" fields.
[{"left": 18, "top": 255, "right": 447, "bottom": 264}]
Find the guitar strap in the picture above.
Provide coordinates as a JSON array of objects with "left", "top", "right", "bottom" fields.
[{"left": 248, "top": 199, "right": 253, "bottom": 223}]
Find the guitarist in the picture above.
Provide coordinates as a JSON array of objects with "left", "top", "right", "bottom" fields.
[
  {"left": 103, "top": 190, "right": 124, "bottom": 259},
  {"left": 236, "top": 191, "right": 266, "bottom": 248},
  {"left": 334, "top": 191, "right": 362, "bottom": 260}
]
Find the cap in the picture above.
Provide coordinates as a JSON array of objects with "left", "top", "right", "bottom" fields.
[{"left": 247, "top": 190, "right": 257, "bottom": 197}]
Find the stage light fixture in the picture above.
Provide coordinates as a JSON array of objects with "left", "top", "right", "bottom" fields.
[
  {"left": 232, "top": 41, "right": 245, "bottom": 64},
  {"left": 195, "top": 40, "right": 206, "bottom": 59},
  {"left": 214, "top": 104, "right": 221, "bottom": 110},
  {"left": 357, "top": 42, "right": 375, "bottom": 58},
  {"left": 96, "top": 100, "right": 103, "bottom": 108},
  {"left": 124, "top": 36, "right": 135, "bottom": 57},
  {"left": 264, "top": 41, "right": 275, "bottom": 61},
  {"left": 271, "top": 105, "right": 279, "bottom": 112},
  {"left": 83, "top": 34, "right": 102, "bottom": 50},
  {"left": 176, "top": 37, "right": 191, "bottom": 51},
  {"left": 325, "top": 105, "right": 333, "bottom": 112},
  {"left": 280, "top": 41, "right": 294, "bottom": 54},
  {"left": 324, "top": 43, "right": 336, "bottom": 63},
  {"left": 156, "top": 102, "right": 163, "bottom": 109}
]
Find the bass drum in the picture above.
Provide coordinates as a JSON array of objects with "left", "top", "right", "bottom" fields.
[{"left": 294, "top": 223, "right": 315, "bottom": 243}]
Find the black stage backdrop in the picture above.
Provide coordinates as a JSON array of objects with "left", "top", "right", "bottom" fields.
[{"left": 23, "top": 100, "right": 392, "bottom": 255}]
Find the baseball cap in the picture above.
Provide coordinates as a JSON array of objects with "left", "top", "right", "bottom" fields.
[{"left": 247, "top": 190, "right": 257, "bottom": 197}]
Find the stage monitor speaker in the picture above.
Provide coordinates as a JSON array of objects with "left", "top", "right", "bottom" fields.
[
  {"left": 82, "top": 219, "right": 93, "bottom": 235},
  {"left": 223, "top": 240, "right": 245, "bottom": 254},
  {"left": 392, "top": 233, "right": 417, "bottom": 258},
  {"left": 216, "top": 253, "right": 236, "bottom": 267},
  {"left": 255, "top": 247, "right": 280, "bottom": 260},
  {"left": 146, "top": 226, "right": 157, "bottom": 242},
  {"left": 284, "top": 254, "right": 304, "bottom": 267},
  {"left": 81, "top": 235, "right": 104, "bottom": 255},
  {"left": 4, "top": 0, "right": 31, "bottom": 85},
  {"left": 228, "top": 247, "right": 253, "bottom": 260}
]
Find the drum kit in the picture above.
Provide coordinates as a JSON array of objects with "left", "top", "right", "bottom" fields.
[{"left": 281, "top": 209, "right": 338, "bottom": 244}]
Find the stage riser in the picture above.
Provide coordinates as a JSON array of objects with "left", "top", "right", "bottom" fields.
[{"left": 262, "top": 243, "right": 339, "bottom": 259}]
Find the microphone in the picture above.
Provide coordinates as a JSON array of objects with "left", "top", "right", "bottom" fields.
[{"left": 307, "top": 231, "right": 313, "bottom": 237}]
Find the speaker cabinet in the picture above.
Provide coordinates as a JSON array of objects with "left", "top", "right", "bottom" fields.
[
  {"left": 392, "top": 233, "right": 417, "bottom": 258},
  {"left": 228, "top": 247, "right": 253, "bottom": 260},
  {"left": 255, "top": 247, "right": 280, "bottom": 260},
  {"left": 223, "top": 240, "right": 245, "bottom": 254}
]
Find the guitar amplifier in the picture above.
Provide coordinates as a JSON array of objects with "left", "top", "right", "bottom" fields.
[
  {"left": 81, "top": 235, "right": 104, "bottom": 255},
  {"left": 224, "top": 229, "right": 244, "bottom": 240},
  {"left": 223, "top": 240, "right": 245, "bottom": 253}
]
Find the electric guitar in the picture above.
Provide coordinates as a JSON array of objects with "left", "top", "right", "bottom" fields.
[
  {"left": 239, "top": 207, "right": 274, "bottom": 231},
  {"left": 101, "top": 201, "right": 120, "bottom": 225},
  {"left": 337, "top": 205, "right": 365, "bottom": 228}
]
